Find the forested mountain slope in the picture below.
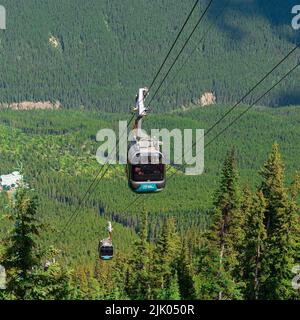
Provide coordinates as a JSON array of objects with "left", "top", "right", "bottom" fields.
[
  {"left": 0, "top": 0, "right": 299, "bottom": 111},
  {"left": 0, "top": 105, "right": 299, "bottom": 268}
]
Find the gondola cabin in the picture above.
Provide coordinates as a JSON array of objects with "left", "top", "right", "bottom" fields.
[
  {"left": 127, "top": 136, "right": 166, "bottom": 193},
  {"left": 99, "top": 239, "right": 113, "bottom": 261}
]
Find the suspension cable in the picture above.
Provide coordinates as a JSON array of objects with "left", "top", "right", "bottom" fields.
[
  {"left": 146, "top": 0, "right": 214, "bottom": 108},
  {"left": 56, "top": 0, "right": 206, "bottom": 238},
  {"left": 123, "top": 47, "right": 299, "bottom": 213},
  {"left": 147, "top": 0, "right": 201, "bottom": 93}
]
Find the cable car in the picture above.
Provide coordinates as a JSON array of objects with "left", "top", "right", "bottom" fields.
[
  {"left": 99, "top": 222, "right": 113, "bottom": 261},
  {"left": 99, "top": 239, "right": 113, "bottom": 261},
  {"left": 127, "top": 138, "right": 166, "bottom": 193},
  {"left": 127, "top": 88, "right": 166, "bottom": 193}
]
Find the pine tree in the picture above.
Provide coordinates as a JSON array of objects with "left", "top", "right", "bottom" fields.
[
  {"left": 126, "top": 212, "right": 152, "bottom": 300},
  {"left": 165, "top": 272, "right": 181, "bottom": 300},
  {"left": 1, "top": 187, "right": 77, "bottom": 300},
  {"left": 215, "top": 149, "right": 244, "bottom": 299},
  {"left": 24, "top": 258, "right": 78, "bottom": 300},
  {"left": 75, "top": 267, "right": 90, "bottom": 299},
  {"left": 110, "top": 254, "right": 130, "bottom": 300},
  {"left": 196, "top": 149, "right": 244, "bottom": 300},
  {"left": 241, "top": 185, "right": 252, "bottom": 229},
  {"left": 243, "top": 191, "right": 267, "bottom": 300},
  {"left": 259, "top": 144, "right": 286, "bottom": 235},
  {"left": 239, "top": 185, "right": 252, "bottom": 285},
  {"left": 2, "top": 187, "right": 42, "bottom": 298},
  {"left": 177, "top": 240, "right": 195, "bottom": 300},
  {"left": 152, "top": 218, "right": 180, "bottom": 298},
  {"left": 259, "top": 144, "right": 299, "bottom": 299},
  {"left": 288, "top": 172, "right": 300, "bottom": 299}
]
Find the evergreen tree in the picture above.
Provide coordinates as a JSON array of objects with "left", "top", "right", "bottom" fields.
[
  {"left": 290, "top": 173, "right": 300, "bottom": 262},
  {"left": 2, "top": 187, "right": 42, "bottom": 298},
  {"left": 75, "top": 267, "right": 90, "bottom": 299},
  {"left": 177, "top": 240, "right": 195, "bottom": 300},
  {"left": 214, "top": 149, "right": 244, "bottom": 299},
  {"left": 126, "top": 213, "right": 152, "bottom": 300},
  {"left": 1, "top": 187, "right": 76, "bottom": 300},
  {"left": 243, "top": 191, "right": 267, "bottom": 300},
  {"left": 288, "top": 172, "right": 300, "bottom": 299},
  {"left": 259, "top": 144, "right": 299, "bottom": 299},
  {"left": 152, "top": 218, "right": 180, "bottom": 299},
  {"left": 165, "top": 272, "right": 181, "bottom": 300},
  {"left": 196, "top": 149, "right": 243, "bottom": 300},
  {"left": 241, "top": 185, "right": 252, "bottom": 229},
  {"left": 239, "top": 185, "right": 252, "bottom": 286},
  {"left": 109, "top": 254, "right": 130, "bottom": 300},
  {"left": 23, "top": 257, "right": 77, "bottom": 300}
]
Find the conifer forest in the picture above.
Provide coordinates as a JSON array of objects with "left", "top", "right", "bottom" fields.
[{"left": 0, "top": 0, "right": 299, "bottom": 303}]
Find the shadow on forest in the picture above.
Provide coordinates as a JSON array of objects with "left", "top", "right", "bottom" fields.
[
  {"left": 206, "top": 0, "right": 300, "bottom": 43},
  {"left": 274, "top": 90, "right": 300, "bottom": 107}
]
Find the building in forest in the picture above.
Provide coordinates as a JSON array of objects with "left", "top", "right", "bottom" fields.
[{"left": 0, "top": 171, "right": 23, "bottom": 191}]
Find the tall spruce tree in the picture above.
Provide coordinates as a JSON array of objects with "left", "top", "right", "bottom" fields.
[
  {"left": 259, "top": 144, "right": 299, "bottom": 299},
  {"left": 177, "top": 240, "right": 195, "bottom": 300},
  {"left": 1, "top": 187, "right": 76, "bottom": 300},
  {"left": 126, "top": 212, "right": 152, "bottom": 300},
  {"left": 243, "top": 191, "right": 267, "bottom": 300},
  {"left": 239, "top": 185, "right": 252, "bottom": 285},
  {"left": 288, "top": 172, "right": 300, "bottom": 299},
  {"left": 215, "top": 149, "right": 243, "bottom": 299},
  {"left": 2, "top": 187, "right": 41, "bottom": 298},
  {"left": 197, "top": 149, "right": 244, "bottom": 300},
  {"left": 153, "top": 218, "right": 180, "bottom": 299},
  {"left": 165, "top": 272, "right": 181, "bottom": 300},
  {"left": 289, "top": 172, "right": 300, "bottom": 262}
]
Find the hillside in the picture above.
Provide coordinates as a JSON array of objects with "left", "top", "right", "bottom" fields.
[
  {"left": 0, "top": 105, "right": 299, "bottom": 269},
  {"left": 0, "top": 0, "right": 299, "bottom": 111},
  {"left": 0, "top": 0, "right": 299, "bottom": 302}
]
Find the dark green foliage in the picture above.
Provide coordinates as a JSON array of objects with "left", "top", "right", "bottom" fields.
[
  {"left": 126, "top": 213, "right": 153, "bottom": 300},
  {"left": 153, "top": 218, "right": 181, "bottom": 298},
  {"left": 3, "top": 188, "right": 41, "bottom": 276},
  {"left": 0, "top": 1, "right": 299, "bottom": 111},
  {"left": 259, "top": 144, "right": 300, "bottom": 300},
  {"left": 21, "top": 260, "right": 77, "bottom": 300},
  {"left": 126, "top": 216, "right": 192, "bottom": 300},
  {"left": 165, "top": 272, "right": 181, "bottom": 300},
  {"left": 240, "top": 146, "right": 300, "bottom": 300},
  {"left": 242, "top": 191, "right": 267, "bottom": 300},
  {"left": 196, "top": 150, "right": 244, "bottom": 300},
  {"left": 177, "top": 240, "right": 195, "bottom": 300},
  {"left": 0, "top": 107, "right": 299, "bottom": 300},
  {"left": 0, "top": 0, "right": 299, "bottom": 300},
  {"left": 0, "top": 187, "right": 77, "bottom": 299}
]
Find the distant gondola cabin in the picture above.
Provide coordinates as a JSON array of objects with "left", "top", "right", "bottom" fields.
[{"left": 99, "top": 239, "right": 113, "bottom": 260}]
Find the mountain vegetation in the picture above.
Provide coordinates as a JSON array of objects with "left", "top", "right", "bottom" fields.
[
  {"left": 1, "top": 138, "right": 299, "bottom": 300},
  {"left": 0, "top": 105, "right": 299, "bottom": 299},
  {"left": 0, "top": 0, "right": 299, "bottom": 300},
  {"left": 0, "top": 0, "right": 299, "bottom": 111}
]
